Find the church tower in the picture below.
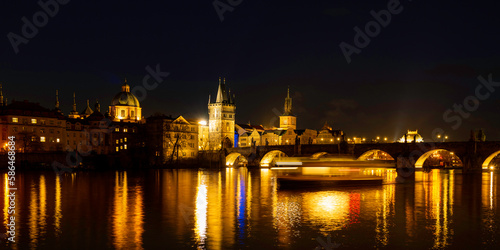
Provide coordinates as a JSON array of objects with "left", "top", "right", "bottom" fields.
[
  {"left": 109, "top": 79, "right": 142, "bottom": 123},
  {"left": 279, "top": 87, "right": 296, "bottom": 130},
  {"left": 208, "top": 77, "right": 236, "bottom": 149}
]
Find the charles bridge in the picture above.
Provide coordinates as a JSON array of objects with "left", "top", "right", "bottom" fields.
[{"left": 224, "top": 141, "right": 500, "bottom": 172}]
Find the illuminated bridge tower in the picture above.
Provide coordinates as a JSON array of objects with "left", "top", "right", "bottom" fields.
[
  {"left": 279, "top": 87, "right": 296, "bottom": 130},
  {"left": 208, "top": 77, "right": 235, "bottom": 149}
]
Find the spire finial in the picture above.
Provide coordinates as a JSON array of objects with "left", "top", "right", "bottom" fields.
[
  {"left": 55, "top": 89, "right": 60, "bottom": 109},
  {"left": 72, "top": 92, "right": 76, "bottom": 112},
  {"left": 87, "top": 99, "right": 90, "bottom": 106},
  {"left": 95, "top": 99, "right": 100, "bottom": 112},
  {"left": 224, "top": 77, "right": 226, "bottom": 84},
  {"left": 125, "top": 78, "right": 127, "bottom": 83},
  {"left": 283, "top": 86, "right": 292, "bottom": 115},
  {"left": 0, "top": 83, "right": 3, "bottom": 107}
]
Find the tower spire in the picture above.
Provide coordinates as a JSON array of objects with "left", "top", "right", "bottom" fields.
[
  {"left": 283, "top": 86, "right": 292, "bottom": 115},
  {"left": 95, "top": 99, "right": 100, "bottom": 112},
  {"left": 216, "top": 77, "right": 228, "bottom": 103},
  {"left": 0, "top": 84, "right": 4, "bottom": 107},
  {"left": 55, "top": 89, "right": 60, "bottom": 109},
  {"left": 72, "top": 92, "right": 77, "bottom": 112}
]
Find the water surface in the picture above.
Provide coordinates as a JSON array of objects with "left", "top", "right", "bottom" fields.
[{"left": 1, "top": 168, "right": 499, "bottom": 249}]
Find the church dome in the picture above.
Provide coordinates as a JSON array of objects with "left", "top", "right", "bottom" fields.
[{"left": 110, "top": 81, "right": 140, "bottom": 107}]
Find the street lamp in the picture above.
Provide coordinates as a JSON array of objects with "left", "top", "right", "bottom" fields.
[
  {"left": 384, "top": 137, "right": 387, "bottom": 142},
  {"left": 444, "top": 135, "right": 448, "bottom": 141}
]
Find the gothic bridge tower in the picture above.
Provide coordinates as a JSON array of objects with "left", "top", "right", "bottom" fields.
[{"left": 208, "top": 77, "right": 235, "bottom": 149}]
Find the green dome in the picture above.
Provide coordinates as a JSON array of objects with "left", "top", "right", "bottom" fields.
[{"left": 111, "top": 91, "right": 140, "bottom": 107}]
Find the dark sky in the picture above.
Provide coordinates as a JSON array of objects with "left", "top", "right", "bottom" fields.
[{"left": 2, "top": 0, "right": 500, "bottom": 141}]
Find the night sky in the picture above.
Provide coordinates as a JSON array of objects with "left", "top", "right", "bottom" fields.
[{"left": 2, "top": 0, "right": 500, "bottom": 141}]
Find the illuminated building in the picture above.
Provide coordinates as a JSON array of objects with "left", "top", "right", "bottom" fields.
[
  {"left": 239, "top": 129, "right": 262, "bottom": 147},
  {"left": 0, "top": 96, "right": 66, "bottom": 152},
  {"left": 279, "top": 87, "right": 296, "bottom": 130},
  {"left": 261, "top": 130, "right": 285, "bottom": 146},
  {"left": 281, "top": 128, "right": 297, "bottom": 145},
  {"left": 198, "top": 121, "right": 209, "bottom": 151},
  {"left": 146, "top": 115, "right": 199, "bottom": 164},
  {"left": 208, "top": 77, "right": 235, "bottom": 149},
  {"left": 295, "top": 129, "right": 317, "bottom": 144},
  {"left": 109, "top": 79, "right": 143, "bottom": 123},
  {"left": 317, "top": 122, "right": 344, "bottom": 144},
  {"left": 398, "top": 130, "right": 423, "bottom": 143}
]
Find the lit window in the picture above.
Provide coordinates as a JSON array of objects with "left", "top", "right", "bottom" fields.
[
  {"left": 131, "top": 110, "right": 135, "bottom": 117},
  {"left": 120, "top": 146, "right": 123, "bottom": 149},
  {"left": 116, "top": 139, "right": 119, "bottom": 144},
  {"left": 120, "top": 110, "right": 125, "bottom": 118},
  {"left": 116, "top": 147, "right": 119, "bottom": 152},
  {"left": 115, "top": 127, "right": 119, "bottom": 132},
  {"left": 124, "top": 137, "right": 127, "bottom": 142},
  {"left": 124, "top": 144, "right": 127, "bottom": 149},
  {"left": 12, "top": 117, "right": 18, "bottom": 123},
  {"left": 40, "top": 136, "right": 46, "bottom": 142},
  {"left": 56, "top": 138, "right": 60, "bottom": 143},
  {"left": 124, "top": 128, "right": 128, "bottom": 133},
  {"left": 120, "top": 139, "right": 123, "bottom": 143}
]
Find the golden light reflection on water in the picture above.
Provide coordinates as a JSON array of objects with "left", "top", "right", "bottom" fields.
[
  {"left": 3, "top": 174, "right": 9, "bottom": 235},
  {"left": 195, "top": 171, "right": 208, "bottom": 248},
  {"left": 302, "top": 191, "right": 350, "bottom": 232},
  {"left": 39, "top": 175, "right": 47, "bottom": 238},
  {"left": 29, "top": 180, "right": 39, "bottom": 249},
  {"left": 112, "top": 171, "right": 144, "bottom": 250},
  {"left": 3, "top": 168, "right": 500, "bottom": 249},
  {"left": 419, "top": 170, "right": 454, "bottom": 249},
  {"left": 54, "top": 174, "right": 62, "bottom": 236},
  {"left": 375, "top": 183, "right": 395, "bottom": 247},
  {"left": 206, "top": 171, "right": 222, "bottom": 250}
]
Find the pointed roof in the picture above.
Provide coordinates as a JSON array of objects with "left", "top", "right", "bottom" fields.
[
  {"left": 0, "top": 83, "right": 4, "bottom": 107},
  {"left": 173, "top": 115, "right": 190, "bottom": 124},
  {"left": 214, "top": 77, "right": 234, "bottom": 104},
  {"left": 81, "top": 99, "right": 93, "bottom": 115},
  {"left": 322, "top": 121, "right": 332, "bottom": 131},
  {"left": 70, "top": 92, "right": 78, "bottom": 115},
  {"left": 55, "top": 90, "right": 60, "bottom": 109},
  {"left": 283, "top": 86, "right": 293, "bottom": 116}
]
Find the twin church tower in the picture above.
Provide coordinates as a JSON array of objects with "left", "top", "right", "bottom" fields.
[{"left": 208, "top": 78, "right": 295, "bottom": 149}]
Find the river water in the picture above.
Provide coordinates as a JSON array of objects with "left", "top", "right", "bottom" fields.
[{"left": 0, "top": 168, "right": 499, "bottom": 249}]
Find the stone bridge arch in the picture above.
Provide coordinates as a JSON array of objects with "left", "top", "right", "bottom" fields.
[
  {"left": 357, "top": 149, "right": 396, "bottom": 161},
  {"left": 412, "top": 149, "right": 463, "bottom": 168},
  {"left": 225, "top": 152, "right": 248, "bottom": 167},
  {"left": 311, "top": 152, "right": 328, "bottom": 159},
  {"left": 481, "top": 149, "right": 500, "bottom": 170},
  {"left": 260, "top": 150, "right": 288, "bottom": 167}
]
